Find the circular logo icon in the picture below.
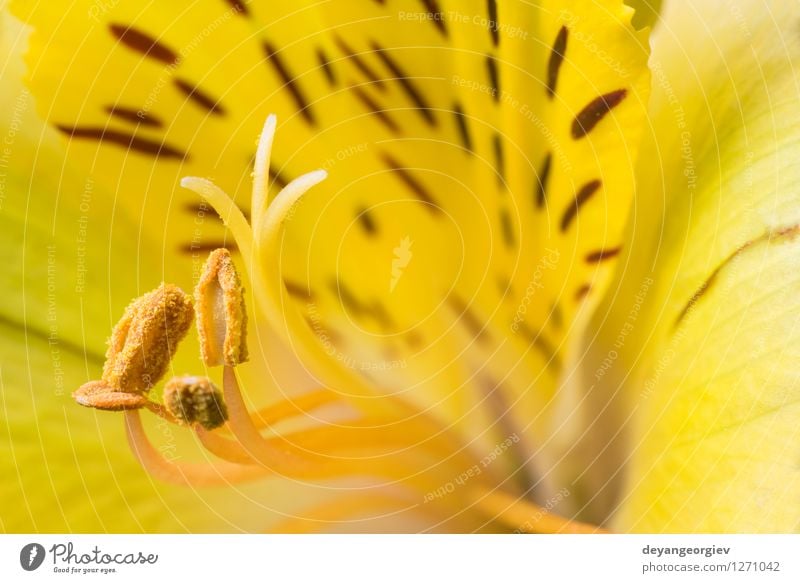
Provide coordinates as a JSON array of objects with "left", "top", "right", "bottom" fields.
[{"left": 19, "top": 543, "right": 46, "bottom": 571}]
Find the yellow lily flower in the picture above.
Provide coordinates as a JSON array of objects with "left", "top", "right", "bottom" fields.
[{"left": 1, "top": 0, "right": 797, "bottom": 533}]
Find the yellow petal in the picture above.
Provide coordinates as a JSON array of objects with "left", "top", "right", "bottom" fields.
[
  {"left": 625, "top": 0, "right": 662, "bottom": 29},
  {"left": 615, "top": 235, "right": 800, "bottom": 532},
  {"left": 586, "top": 0, "right": 800, "bottom": 531}
]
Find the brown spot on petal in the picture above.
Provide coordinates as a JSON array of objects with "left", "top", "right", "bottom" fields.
[
  {"left": 420, "top": 0, "right": 447, "bottom": 36},
  {"left": 370, "top": 41, "right": 436, "bottom": 127},
  {"left": 487, "top": 0, "right": 499, "bottom": 46},
  {"left": 452, "top": 102, "right": 473, "bottom": 153},
  {"left": 535, "top": 152, "right": 552, "bottom": 209},
  {"left": 263, "top": 41, "right": 317, "bottom": 125},
  {"left": 572, "top": 90, "right": 627, "bottom": 139},
  {"left": 382, "top": 153, "right": 440, "bottom": 213},
  {"left": 334, "top": 35, "right": 386, "bottom": 91},
  {"left": 486, "top": 55, "right": 500, "bottom": 102},
  {"left": 225, "top": 0, "right": 250, "bottom": 16},
  {"left": 56, "top": 125, "right": 187, "bottom": 159},
  {"left": 674, "top": 225, "right": 800, "bottom": 327},
  {"left": 109, "top": 24, "right": 179, "bottom": 65},
  {"left": 561, "top": 179, "right": 601, "bottom": 232},
  {"left": 547, "top": 26, "right": 568, "bottom": 99},
  {"left": 351, "top": 85, "right": 400, "bottom": 133},
  {"left": 585, "top": 246, "right": 622, "bottom": 263},
  {"left": 173, "top": 78, "right": 226, "bottom": 115},
  {"left": 105, "top": 105, "right": 163, "bottom": 128}
]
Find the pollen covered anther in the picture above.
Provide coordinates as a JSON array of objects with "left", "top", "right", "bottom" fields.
[
  {"left": 163, "top": 375, "right": 228, "bottom": 430},
  {"left": 103, "top": 283, "right": 195, "bottom": 392},
  {"left": 72, "top": 283, "right": 194, "bottom": 411},
  {"left": 194, "top": 248, "right": 249, "bottom": 367}
]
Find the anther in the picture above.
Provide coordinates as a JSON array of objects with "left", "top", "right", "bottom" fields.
[
  {"left": 73, "top": 283, "right": 194, "bottom": 411},
  {"left": 73, "top": 380, "right": 149, "bottom": 411},
  {"left": 103, "top": 283, "right": 194, "bottom": 392},
  {"left": 163, "top": 375, "right": 228, "bottom": 430},
  {"left": 194, "top": 249, "right": 249, "bottom": 367}
]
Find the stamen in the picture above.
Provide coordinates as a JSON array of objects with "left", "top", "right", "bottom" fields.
[
  {"left": 194, "top": 249, "right": 248, "bottom": 367},
  {"left": 193, "top": 389, "right": 339, "bottom": 465},
  {"left": 216, "top": 365, "right": 480, "bottom": 492},
  {"left": 220, "top": 365, "right": 314, "bottom": 472},
  {"left": 195, "top": 426, "right": 258, "bottom": 465},
  {"left": 249, "top": 388, "right": 338, "bottom": 430},
  {"left": 271, "top": 492, "right": 493, "bottom": 533},
  {"left": 164, "top": 375, "right": 228, "bottom": 430},
  {"left": 268, "top": 494, "right": 452, "bottom": 534},
  {"left": 123, "top": 409, "right": 269, "bottom": 486},
  {"left": 470, "top": 487, "right": 609, "bottom": 534},
  {"left": 190, "top": 387, "right": 480, "bottom": 486}
]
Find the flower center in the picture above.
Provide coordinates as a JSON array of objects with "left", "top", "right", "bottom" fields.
[{"left": 73, "top": 115, "right": 605, "bottom": 534}]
